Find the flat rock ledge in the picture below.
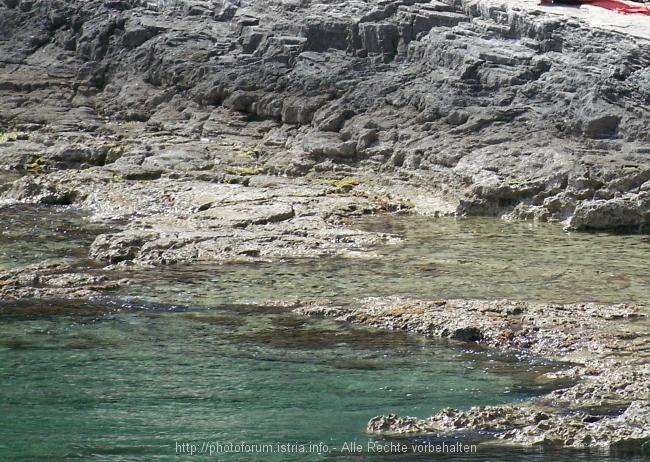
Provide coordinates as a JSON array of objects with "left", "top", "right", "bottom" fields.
[
  {"left": 2, "top": 170, "right": 408, "bottom": 266},
  {"left": 368, "top": 402, "right": 650, "bottom": 450},
  {"left": 0, "top": 262, "right": 127, "bottom": 299},
  {"left": 295, "top": 297, "right": 650, "bottom": 450}
]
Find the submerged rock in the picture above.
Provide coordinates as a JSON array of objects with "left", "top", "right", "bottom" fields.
[{"left": 0, "top": 262, "right": 126, "bottom": 299}]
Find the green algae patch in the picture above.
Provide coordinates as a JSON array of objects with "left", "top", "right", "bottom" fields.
[
  {"left": 330, "top": 177, "right": 359, "bottom": 193},
  {"left": 0, "top": 132, "right": 19, "bottom": 143},
  {"left": 25, "top": 155, "right": 47, "bottom": 171},
  {"left": 225, "top": 166, "right": 262, "bottom": 176},
  {"left": 506, "top": 177, "right": 528, "bottom": 188}
]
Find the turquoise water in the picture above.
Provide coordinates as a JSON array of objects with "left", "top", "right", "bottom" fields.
[
  {"left": 0, "top": 301, "right": 586, "bottom": 461},
  {"left": 2, "top": 206, "right": 650, "bottom": 461}
]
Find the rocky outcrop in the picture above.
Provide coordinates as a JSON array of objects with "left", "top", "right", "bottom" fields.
[
  {"left": 3, "top": 1, "right": 650, "bottom": 452},
  {"left": 295, "top": 297, "right": 650, "bottom": 450},
  {"left": 504, "top": 400, "right": 650, "bottom": 449},
  {"left": 568, "top": 193, "right": 650, "bottom": 232},
  {"left": 366, "top": 401, "right": 650, "bottom": 450},
  {"left": 2, "top": 169, "right": 411, "bottom": 265},
  {"left": 2, "top": 0, "right": 650, "bottom": 231},
  {"left": 0, "top": 261, "right": 126, "bottom": 298},
  {"left": 295, "top": 297, "right": 646, "bottom": 358}
]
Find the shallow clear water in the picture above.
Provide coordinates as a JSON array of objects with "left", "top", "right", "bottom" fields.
[
  {"left": 116, "top": 215, "right": 650, "bottom": 307},
  {"left": 0, "top": 302, "right": 575, "bottom": 462},
  {"left": 0, "top": 204, "right": 117, "bottom": 270},
  {"left": 2, "top": 206, "right": 650, "bottom": 461}
]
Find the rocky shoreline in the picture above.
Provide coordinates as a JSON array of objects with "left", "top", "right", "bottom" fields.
[
  {"left": 2, "top": 0, "right": 650, "bottom": 454},
  {"left": 2, "top": 0, "right": 650, "bottom": 235},
  {"left": 295, "top": 297, "right": 650, "bottom": 450}
]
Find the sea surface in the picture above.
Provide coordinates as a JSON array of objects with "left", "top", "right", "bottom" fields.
[{"left": 1, "top": 206, "right": 649, "bottom": 461}]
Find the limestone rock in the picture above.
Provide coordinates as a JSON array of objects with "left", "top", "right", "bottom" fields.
[{"left": 2, "top": 0, "right": 650, "bottom": 234}]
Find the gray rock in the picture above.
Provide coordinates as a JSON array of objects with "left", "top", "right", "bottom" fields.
[
  {"left": 281, "top": 97, "right": 325, "bottom": 125},
  {"left": 300, "top": 295, "right": 650, "bottom": 450},
  {"left": 141, "top": 146, "right": 213, "bottom": 171},
  {"left": 302, "top": 132, "right": 357, "bottom": 158},
  {"left": 1, "top": 0, "right": 650, "bottom": 232},
  {"left": 197, "top": 202, "right": 295, "bottom": 227},
  {"left": 568, "top": 196, "right": 647, "bottom": 232}
]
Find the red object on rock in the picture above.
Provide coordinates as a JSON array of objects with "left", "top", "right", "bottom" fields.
[
  {"left": 591, "top": 0, "right": 650, "bottom": 14},
  {"left": 542, "top": 0, "right": 650, "bottom": 14}
]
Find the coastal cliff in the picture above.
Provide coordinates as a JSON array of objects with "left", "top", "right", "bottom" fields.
[{"left": 2, "top": 0, "right": 650, "bottom": 238}]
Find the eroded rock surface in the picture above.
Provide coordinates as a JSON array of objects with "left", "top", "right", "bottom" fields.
[
  {"left": 1, "top": 0, "right": 650, "bottom": 231},
  {"left": 295, "top": 297, "right": 650, "bottom": 450},
  {"left": 3, "top": 0, "right": 650, "bottom": 451},
  {"left": 0, "top": 262, "right": 126, "bottom": 298},
  {"left": 3, "top": 169, "right": 409, "bottom": 265}
]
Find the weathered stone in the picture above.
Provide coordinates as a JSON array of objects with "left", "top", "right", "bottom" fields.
[
  {"left": 302, "top": 132, "right": 357, "bottom": 158},
  {"left": 568, "top": 197, "right": 646, "bottom": 232},
  {"left": 198, "top": 202, "right": 295, "bottom": 227},
  {"left": 281, "top": 97, "right": 325, "bottom": 125},
  {"left": 0, "top": 262, "right": 125, "bottom": 299},
  {"left": 1, "top": 0, "right": 650, "bottom": 233},
  {"left": 141, "top": 146, "right": 213, "bottom": 171},
  {"left": 583, "top": 115, "right": 621, "bottom": 139}
]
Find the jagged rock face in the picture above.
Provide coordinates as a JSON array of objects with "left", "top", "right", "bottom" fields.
[{"left": 2, "top": 0, "right": 650, "bottom": 230}]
